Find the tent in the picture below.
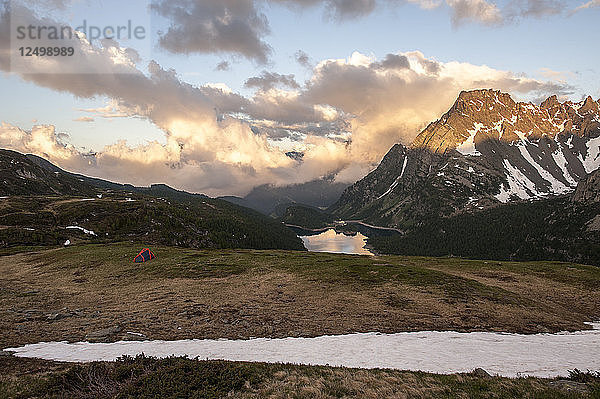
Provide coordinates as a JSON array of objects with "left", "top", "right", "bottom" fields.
[{"left": 133, "top": 248, "right": 156, "bottom": 263}]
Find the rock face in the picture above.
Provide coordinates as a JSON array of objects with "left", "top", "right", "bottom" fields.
[
  {"left": 330, "top": 90, "right": 600, "bottom": 228},
  {"left": 573, "top": 169, "right": 600, "bottom": 203}
]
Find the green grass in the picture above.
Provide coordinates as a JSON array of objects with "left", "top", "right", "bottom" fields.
[{"left": 26, "top": 243, "right": 537, "bottom": 305}]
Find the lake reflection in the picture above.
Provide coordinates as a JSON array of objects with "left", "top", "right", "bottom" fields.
[{"left": 300, "top": 229, "right": 373, "bottom": 255}]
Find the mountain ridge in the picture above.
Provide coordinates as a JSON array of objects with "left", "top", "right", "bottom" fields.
[
  {"left": 330, "top": 89, "right": 600, "bottom": 228},
  {"left": 0, "top": 149, "right": 305, "bottom": 251}
]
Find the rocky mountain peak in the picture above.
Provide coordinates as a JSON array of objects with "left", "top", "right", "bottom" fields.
[
  {"left": 540, "top": 95, "right": 560, "bottom": 110},
  {"left": 580, "top": 96, "right": 600, "bottom": 114},
  {"left": 331, "top": 90, "right": 600, "bottom": 228},
  {"left": 412, "top": 90, "right": 600, "bottom": 155}
]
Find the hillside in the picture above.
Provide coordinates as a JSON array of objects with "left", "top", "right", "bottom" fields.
[
  {"left": 330, "top": 90, "right": 600, "bottom": 228},
  {"left": 0, "top": 150, "right": 98, "bottom": 197},
  {"left": 0, "top": 149, "right": 305, "bottom": 251},
  {"left": 574, "top": 168, "right": 600, "bottom": 203},
  {"left": 369, "top": 194, "right": 600, "bottom": 266}
]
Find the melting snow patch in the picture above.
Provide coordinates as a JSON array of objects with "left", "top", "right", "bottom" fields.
[
  {"left": 65, "top": 226, "right": 97, "bottom": 236},
  {"left": 5, "top": 326, "right": 600, "bottom": 378},
  {"left": 377, "top": 157, "right": 408, "bottom": 200},
  {"left": 551, "top": 146, "right": 578, "bottom": 187},
  {"left": 516, "top": 144, "right": 570, "bottom": 194},
  {"left": 582, "top": 135, "right": 600, "bottom": 173},
  {"left": 456, "top": 123, "right": 483, "bottom": 156},
  {"left": 495, "top": 159, "right": 539, "bottom": 203}
]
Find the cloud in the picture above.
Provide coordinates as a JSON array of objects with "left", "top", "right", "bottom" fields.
[
  {"left": 270, "top": 0, "right": 377, "bottom": 20},
  {"left": 410, "top": 0, "right": 569, "bottom": 25},
  {"left": 248, "top": 50, "right": 574, "bottom": 174},
  {"left": 0, "top": 6, "right": 576, "bottom": 195},
  {"left": 508, "top": 0, "right": 565, "bottom": 18},
  {"left": 245, "top": 71, "right": 300, "bottom": 91},
  {"left": 0, "top": 123, "right": 79, "bottom": 162},
  {"left": 373, "top": 53, "right": 411, "bottom": 70},
  {"left": 295, "top": 50, "right": 312, "bottom": 68},
  {"left": 538, "top": 68, "right": 576, "bottom": 83},
  {"left": 446, "top": 0, "right": 502, "bottom": 26},
  {"left": 572, "top": 0, "right": 600, "bottom": 12},
  {"left": 79, "top": 101, "right": 132, "bottom": 119},
  {"left": 323, "top": 0, "right": 377, "bottom": 19},
  {"left": 215, "top": 61, "right": 231, "bottom": 71},
  {"left": 74, "top": 116, "right": 95, "bottom": 122},
  {"left": 151, "top": 0, "right": 272, "bottom": 64}
]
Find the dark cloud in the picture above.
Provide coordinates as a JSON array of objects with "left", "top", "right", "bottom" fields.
[
  {"left": 215, "top": 61, "right": 231, "bottom": 71},
  {"left": 373, "top": 53, "right": 410, "bottom": 70},
  {"left": 270, "top": 0, "right": 376, "bottom": 19},
  {"left": 245, "top": 71, "right": 300, "bottom": 91},
  {"left": 151, "top": 0, "right": 272, "bottom": 64},
  {"left": 294, "top": 50, "right": 312, "bottom": 68},
  {"left": 324, "top": 0, "right": 377, "bottom": 19}
]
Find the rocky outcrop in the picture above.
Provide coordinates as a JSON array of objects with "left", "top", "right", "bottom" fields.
[
  {"left": 573, "top": 169, "right": 600, "bottom": 203},
  {"left": 413, "top": 89, "right": 600, "bottom": 154}
]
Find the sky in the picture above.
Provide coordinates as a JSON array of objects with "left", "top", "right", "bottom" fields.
[{"left": 0, "top": 0, "right": 599, "bottom": 196}]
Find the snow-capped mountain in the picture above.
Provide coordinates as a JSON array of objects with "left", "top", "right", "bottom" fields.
[{"left": 330, "top": 89, "right": 600, "bottom": 228}]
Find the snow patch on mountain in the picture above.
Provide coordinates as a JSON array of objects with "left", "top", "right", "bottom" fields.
[
  {"left": 495, "top": 159, "right": 539, "bottom": 203},
  {"left": 582, "top": 136, "right": 600, "bottom": 173},
  {"left": 516, "top": 144, "right": 570, "bottom": 194},
  {"left": 551, "top": 146, "right": 578, "bottom": 187},
  {"left": 456, "top": 123, "right": 483, "bottom": 156},
  {"left": 377, "top": 156, "right": 408, "bottom": 200},
  {"left": 66, "top": 226, "right": 97, "bottom": 236}
]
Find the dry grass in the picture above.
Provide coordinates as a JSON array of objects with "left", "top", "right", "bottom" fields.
[
  {"left": 0, "top": 243, "right": 599, "bottom": 349},
  {"left": 1, "top": 356, "right": 596, "bottom": 399}
]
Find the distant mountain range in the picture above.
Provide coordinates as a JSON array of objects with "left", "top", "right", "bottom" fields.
[
  {"left": 330, "top": 89, "right": 600, "bottom": 229},
  {"left": 220, "top": 179, "right": 349, "bottom": 218},
  {"left": 0, "top": 149, "right": 304, "bottom": 251}
]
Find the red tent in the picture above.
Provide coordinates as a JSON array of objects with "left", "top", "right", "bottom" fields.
[{"left": 133, "top": 248, "right": 156, "bottom": 263}]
